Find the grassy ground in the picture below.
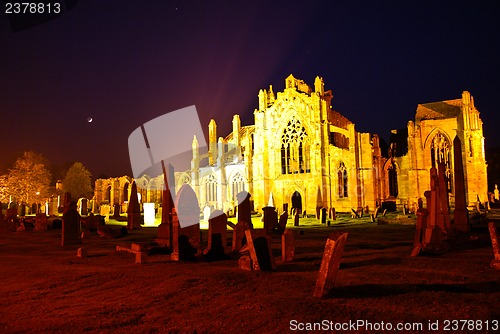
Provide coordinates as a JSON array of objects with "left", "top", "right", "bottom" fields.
[{"left": 0, "top": 211, "right": 498, "bottom": 333}]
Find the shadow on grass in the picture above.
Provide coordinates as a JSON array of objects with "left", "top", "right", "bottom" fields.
[
  {"left": 341, "top": 256, "right": 402, "bottom": 269},
  {"left": 327, "top": 281, "right": 500, "bottom": 299}
]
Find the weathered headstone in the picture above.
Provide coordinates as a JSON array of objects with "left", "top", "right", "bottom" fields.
[
  {"left": 77, "top": 247, "right": 87, "bottom": 258},
  {"left": 97, "top": 225, "right": 122, "bottom": 239},
  {"left": 34, "top": 213, "right": 49, "bottom": 231},
  {"left": 411, "top": 206, "right": 429, "bottom": 257},
  {"left": 244, "top": 229, "right": 276, "bottom": 271},
  {"left": 237, "top": 191, "right": 253, "bottom": 229},
  {"left": 330, "top": 207, "right": 336, "bottom": 220},
  {"left": 276, "top": 212, "right": 288, "bottom": 234},
  {"left": 204, "top": 210, "right": 228, "bottom": 261},
  {"left": 321, "top": 207, "right": 327, "bottom": 224},
  {"left": 281, "top": 229, "right": 295, "bottom": 262},
  {"left": 313, "top": 231, "right": 348, "bottom": 298},
  {"left": 116, "top": 244, "right": 147, "bottom": 264},
  {"left": 171, "top": 184, "right": 201, "bottom": 260},
  {"left": 232, "top": 220, "right": 250, "bottom": 252},
  {"left": 80, "top": 198, "right": 89, "bottom": 216},
  {"left": 156, "top": 186, "right": 174, "bottom": 248},
  {"left": 61, "top": 201, "right": 81, "bottom": 246},
  {"left": 293, "top": 211, "right": 299, "bottom": 226},
  {"left": 488, "top": 222, "right": 500, "bottom": 269},
  {"left": 262, "top": 206, "right": 278, "bottom": 233},
  {"left": 495, "top": 185, "right": 499, "bottom": 202},
  {"left": 113, "top": 203, "right": 121, "bottom": 218},
  {"left": 127, "top": 181, "right": 142, "bottom": 230}
]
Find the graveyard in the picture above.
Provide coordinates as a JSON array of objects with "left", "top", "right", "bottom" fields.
[{"left": 0, "top": 206, "right": 499, "bottom": 333}]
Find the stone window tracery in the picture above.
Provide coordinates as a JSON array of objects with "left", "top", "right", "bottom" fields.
[
  {"left": 430, "top": 132, "right": 453, "bottom": 191},
  {"left": 281, "top": 118, "right": 310, "bottom": 174},
  {"left": 205, "top": 174, "right": 217, "bottom": 202},
  {"left": 338, "top": 162, "right": 348, "bottom": 198},
  {"left": 230, "top": 172, "right": 245, "bottom": 200}
]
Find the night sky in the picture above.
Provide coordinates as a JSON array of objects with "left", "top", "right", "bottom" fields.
[{"left": 1, "top": 0, "right": 499, "bottom": 180}]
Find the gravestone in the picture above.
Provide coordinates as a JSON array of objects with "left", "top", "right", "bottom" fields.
[
  {"left": 61, "top": 201, "right": 81, "bottom": 246},
  {"left": 244, "top": 229, "right": 276, "bottom": 271},
  {"left": 318, "top": 207, "right": 326, "bottom": 225},
  {"left": 80, "top": 198, "right": 88, "bottom": 216},
  {"left": 374, "top": 206, "right": 380, "bottom": 218},
  {"left": 62, "top": 192, "right": 72, "bottom": 215},
  {"left": 313, "top": 231, "right": 348, "bottom": 298},
  {"left": 157, "top": 186, "right": 174, "bottom": 248},
  {"left": 232, "top": 221, "right": 250, "bottom": 252},
  {"left": 236, "top": 191, "right": 253, "bottom": 229},
  {"left": 34, "top": 213, "right": 49, "bottom": 231},
  {"left": 488, "top": 222, "right": 500, "bottom": 269},
  {"left": 19, "top": 203, "right": 26, "bottom": 216},
  {"left": 127, "top": 181, "right": 142, "bottom": 230},
  {"left": 293, "top": 211, "right": 299, "bottom": 226},
  {"left": 171, "top": 184, "right": 201, "bottom": 260},
  {"left": 113, "top": 203, "right": 121, "bottom": 218},
  {"left": 204, "top": 210, "right": 228, "bottom": 261},
  {"left": 495, "top": 185, "right": 500, "bottom": 202},
  {"left": 276, "top": 212, "right": 288, "bottom": 234},
  {"left": 316, "top": 206, "right": 321, "bottom": 220},
  {"left": 281, "top": 229, "right": 295, "bottom": 262},
  {"left": 282, "top": 203, "right": 288, "bottom": 215},
  {"left": 411, "top": 206, "right": 429, "bottom": 256},
  {"left": 76, "top": 247, "right": 87, "bottom": 258},
  {"left": 330, "top": 208, "right": 336, "bottom": 220},
  {"left": 262, "top": 206, "right": 278, "bottom": 233}
]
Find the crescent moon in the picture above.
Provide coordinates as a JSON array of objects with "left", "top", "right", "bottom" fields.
[{"left": 87, "top": 117, "right": 93, "bottom": 123}]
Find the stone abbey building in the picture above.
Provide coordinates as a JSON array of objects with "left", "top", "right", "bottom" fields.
[{"left": 94, "top": 74, "right": 488, "bottom": 215}]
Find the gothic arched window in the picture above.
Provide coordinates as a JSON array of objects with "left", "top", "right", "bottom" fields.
[
  {"left": 338, "top": 162, "right": 348, "bottom": 198},
  {"left": 388, "top": 162, "right": 398, "bottom": 197},
  {"left": 230, "top": 172, "right": 245, "bottom": 200},
  {"left": 430, "top": 133, "right": 453, "bottom": 191},
  {"left": 205, "top": 174, "right": 217, "bottom": 202},
  {"left": 281, "top": 118, "right": 310, "bottom": 174}
]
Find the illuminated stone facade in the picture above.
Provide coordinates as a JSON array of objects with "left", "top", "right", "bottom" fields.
[{"left": 94, "top": 75, "right": 488, "bottom": 214}]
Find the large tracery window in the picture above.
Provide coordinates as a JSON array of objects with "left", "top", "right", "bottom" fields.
[
  {"left": 205, "top": 174, "right": 217, "bottom": 202},
  {"left": 430, "top": 132, "right": 453, "bottom": 191},
  {"left": 281, "top": 118, "right": 310, "bottom": 174},
  {"left": 338, "top": 162, "right": 348, "bottom": 198},
  {"left": 230, "top": 172, "right": 245, "bottom": 200}
]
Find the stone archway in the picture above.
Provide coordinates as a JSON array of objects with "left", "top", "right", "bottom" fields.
[{"left": 291, "top": 191, "right": 302, "bottom": 214}]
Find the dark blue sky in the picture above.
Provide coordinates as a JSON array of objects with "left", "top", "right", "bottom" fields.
[{"left": 1, "top": 0, "right": 499, "bottom": 178}]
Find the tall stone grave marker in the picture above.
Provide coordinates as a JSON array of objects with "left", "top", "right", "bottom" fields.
[
  {"left": 61, "top": 201, "right": 81, "bottom": 246},
  {"left": 127, "top": 181, "right": 142, "bottom": 230},
  {"left": 171, "top": 184, "right": 200, "bottom": 261},
  {"left": 244, "top": 229, "right": 276, "bottom": 271},
  {"left": 262, "top": 206, "right": 278, "bottom": 233},
  {"left": 204, "top": 210, "right": 228, "bottom": 260},
  {"left": 488, "top": 222, "right": 500, "bottom": 269},
  {"left": 282, "top": 229, "right": 295, "bottom": 262},
  {"left": 313, "top": 231, "right": 348, "bottom": 298}
]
